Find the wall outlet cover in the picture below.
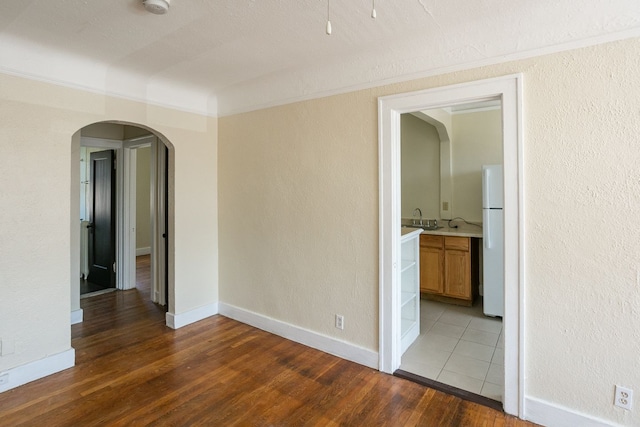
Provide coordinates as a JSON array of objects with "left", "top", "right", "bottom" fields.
[
  {"left": 615, "top": 385, "right": 633, "bottom": 410},
  {"left": 335, "top": 315, "right": 344, "bottom": 330}
]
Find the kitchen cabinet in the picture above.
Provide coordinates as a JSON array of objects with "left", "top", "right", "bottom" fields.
[
  {"left": 420, "top": 235, "right": 444, "bottom": 294},
  {"left": 420, "top": 234, "right": 479, "bottom": 306},
  {"left": 400, "top": 229, "right": 421, "bottom": 354}
]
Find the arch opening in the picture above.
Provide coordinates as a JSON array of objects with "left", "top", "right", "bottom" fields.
[{"left": 70, "top": 121, "right": 175, "bottom": 325}]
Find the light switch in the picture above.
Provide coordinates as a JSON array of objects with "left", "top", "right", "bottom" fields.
[{"left": 442, "top": 201, "right": 449, "bottom": 211}]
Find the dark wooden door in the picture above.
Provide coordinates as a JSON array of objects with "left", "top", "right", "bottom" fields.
[{"left": 87, "top": 150, "right": 116, "bottom": 288}]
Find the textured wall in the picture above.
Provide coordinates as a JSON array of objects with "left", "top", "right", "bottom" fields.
[
  {"left": 219, "top": 37, "right": 640, "bottom": 425},
  {"left": 401, "top": 114, "right": 440, "bottom": 220},
  {"left": 219, "top": 91, "right": 379, "bottom": 348},
  {"left": 451, "top": 109, "right": 503, "bottom": 222},
  {"left": 0, "top": 73, "right": 218, "bottom": 374}
]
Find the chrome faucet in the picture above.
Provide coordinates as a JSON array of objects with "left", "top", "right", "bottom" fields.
[{"left": 412, "top": 208, "right": 423, "bottom": 226}]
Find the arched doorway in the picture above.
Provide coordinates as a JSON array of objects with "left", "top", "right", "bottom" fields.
[{"left": 71, "top": 121, "right": 174, "bottom": 324}]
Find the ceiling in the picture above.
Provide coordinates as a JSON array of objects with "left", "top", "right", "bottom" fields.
[{"left": 1, "top": 1, "right": 639, "bottom": 116}]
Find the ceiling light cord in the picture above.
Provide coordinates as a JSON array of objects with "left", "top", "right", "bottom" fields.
[{"left": 325, "top": 0, "right": 376, "bottom": 35}]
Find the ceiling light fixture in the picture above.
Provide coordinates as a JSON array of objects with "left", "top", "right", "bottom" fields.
[
  {"left": 326, "top": 0, "right": 377, "bottom": 35},
  {"left": 143, "top": 0, "right": 170, "bottom": 15}
]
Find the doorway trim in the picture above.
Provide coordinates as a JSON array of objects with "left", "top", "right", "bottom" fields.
[
  {"left": 378, "top": 74, "right": 525, "bottom": 416},
  {"left": 79, "top": 132, "right": 169, "bottom": 305},
  {"left": 122, "top": 134, "right": 155, "bottom": 291},
  {"left": 81, "top": 137, "right": 125, "bottom": 289}
]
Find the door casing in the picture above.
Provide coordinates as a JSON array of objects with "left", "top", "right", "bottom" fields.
[
  {"left": 87, "top": 149, "right": 116, "bottom": 288},
  {"left": 123, "top": 135, "right": 168, "bottom": 305},
  {"left": 81, "top": 135, "right": 167, "bottom": 305},
  {"left": 377, "top": 74, "right": 525, "bottom": 416},
  {"left": 82, "top": 137, "right": 125, "bottom": 288}
]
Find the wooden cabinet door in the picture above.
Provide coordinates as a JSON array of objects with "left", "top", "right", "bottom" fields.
[
  {"left": 420, "top": 247, "right": 443, "bottom": 294},
  {"left": 444, "top": 250, "right": 471, "bottom": 299}
]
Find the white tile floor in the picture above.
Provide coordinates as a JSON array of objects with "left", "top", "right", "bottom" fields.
[{"left": 400, "top": 298, "right": 504, "bottom": 402}]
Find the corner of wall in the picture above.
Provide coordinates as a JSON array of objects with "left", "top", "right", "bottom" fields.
[{"left": 165, "top": 303, "right": 219, "bottom": 329}]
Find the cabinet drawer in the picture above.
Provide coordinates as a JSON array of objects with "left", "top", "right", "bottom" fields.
[
  {"left": 420, "top": 234, "right": 443, "bottom": 249},
  {"left": 444, "top": 236, "right": 469, "bottom": 251}
]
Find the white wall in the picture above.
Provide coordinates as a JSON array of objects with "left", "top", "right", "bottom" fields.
[
  {"left": 219, "top": 37, "right": 640, "bottom": 426},
  {"left": 0, "top": 73, "right": 218, "bottom": 386},
  {"left": 401, "top": 114, "right": 440, "bottom": 220}
]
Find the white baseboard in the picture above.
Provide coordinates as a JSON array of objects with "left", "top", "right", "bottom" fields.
[
  {"left": 70, "top": 309, "right": 83, "bottom": 325},
  {"left": 218, "top": 302, "right": 378, "bottom": 370},
  {"left": 166, "top": 303, "right": 219, "bottom": 329},
  {"left": 525, "top": 396, "right": 616, "bottom": 427},
  {"left": 0, "top": 348, "right": 75, "bottom": 393},
  {"left": 136, "top": 247, "right": 151, "bottom": 256}
]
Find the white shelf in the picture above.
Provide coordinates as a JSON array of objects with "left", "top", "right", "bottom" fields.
[
  {"left": 401, "top": 318, "right": 414, "bottom": 337},
  {"left": 400, "top": 229, "right": 421, "bottom": 354},
  {"left": 401, "top": 291, "right": 415, "bottom": 308},
  {"left": 401, "top": 259, "right": 416, "bottom": 273}
]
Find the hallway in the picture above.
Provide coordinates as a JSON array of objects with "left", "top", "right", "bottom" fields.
[{"left": 81, "top": 255, "right": 151, "bottom": 297}]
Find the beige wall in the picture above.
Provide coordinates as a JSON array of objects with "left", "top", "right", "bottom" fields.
[
  {"left": 401, "top": 109, "right": 502, "bottom": 223},
  {"left": 400, "top": 114, "right": 440, "bottom": 220},
  {"left": 81, "top": 122, "right": 124, "bottom": 140},
  {"left": 136, "top": 146, "right": 151, "bottom": 251},
  {"left": 451, "top": 109, "right": 503, "bottom": 222},
  {"left": 219, "top": 92, "right": 379, "bottom": 347},
  {"left": 219, "top": 37, "right": 640, "bottom": 425},
  {"left": 0, "top": 73, "right": 218, "bottom": 375}
]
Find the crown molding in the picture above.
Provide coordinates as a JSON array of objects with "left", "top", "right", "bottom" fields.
[{"left": 2, "top": 28, "right": 639, "bottom": 119}]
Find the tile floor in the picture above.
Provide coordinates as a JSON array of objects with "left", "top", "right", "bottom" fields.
[{"left": 400, "top": 298, "right": 504, "bottom": 402}]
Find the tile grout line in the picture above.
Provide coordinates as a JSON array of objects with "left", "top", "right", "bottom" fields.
[{"left": 406, "top": 300, "right": 504, "bottom": 400}]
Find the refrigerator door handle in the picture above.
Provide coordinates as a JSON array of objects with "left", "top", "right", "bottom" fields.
[
  {"left": 483, "top": 167, "right": 490, "bottom": 208},
  {"left": 483, "top": 209, "right": 491, "bottom": 249}
]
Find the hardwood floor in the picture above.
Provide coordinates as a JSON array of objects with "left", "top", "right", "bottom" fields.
[{"left": 0, "top": 256, "right": 538, "bottom": 426}]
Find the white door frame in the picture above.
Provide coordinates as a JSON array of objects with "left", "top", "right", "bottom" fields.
[
  {"left": 378, "top": 74, "right": 525, "bottom": 416},
  {"left": 122, "top": 135, "right": 155, "bottom": 291},
  {"left": 150, "top": 139, "right": 167, "bottom": 306},
  {"left": 81, "top": 137, "right": 125, "bottom": 289}
]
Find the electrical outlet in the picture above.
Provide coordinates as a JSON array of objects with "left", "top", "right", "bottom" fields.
[
  {"left": 615, "top": 385, "right": 633, "bottom": 410},
  {"left": 0, "top": 373, "right": 8, "bottom": 386},
  {"left": 442, "top": 201, "right": 449, "bottom": 211},
  {"left": 335, "top": 315, "right": 344, "bottom": 330}
]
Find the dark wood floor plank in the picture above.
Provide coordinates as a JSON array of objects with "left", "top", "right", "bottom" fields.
[{"left": 0, "top": 255, "right": 538, "bottom": 426}]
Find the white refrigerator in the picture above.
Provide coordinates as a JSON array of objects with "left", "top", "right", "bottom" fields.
[{"left": 482, "top": 165, "right": 504, "bottom": 317}]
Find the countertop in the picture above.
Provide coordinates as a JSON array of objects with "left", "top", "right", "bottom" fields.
[
  {"left": 401, "top": 223, "right": 483, "bottom": 239},
  {"left": 400, "top": 227, "right": 423, "bottom": 238}
]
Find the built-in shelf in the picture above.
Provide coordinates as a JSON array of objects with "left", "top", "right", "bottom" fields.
[
  {"left": 400, "top": 228, "right": 421, "bottom": 354},
  {"left": 401, "top": 318, "right": 415, "bottom": 338},
  {"left": 401, "top": 259, "right": 416, "bottom": 273},
  {"left": 401, "top": 291, "right": 415, "bottom": 308}
]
